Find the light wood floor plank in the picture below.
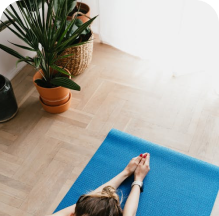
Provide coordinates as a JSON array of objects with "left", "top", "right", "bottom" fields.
[
  {"left": 0, "top": 174, "right": 32, "bottom": 193},
  {"left": 0, "top": 182, "right": 28, "bottom": 200},
  {"left": 7, "top": 117, "right": 54, "bottom": 158},
  {"left": 45, "top": 179, "right": 75, "bottom": 215},
  {"left": 0, "top": 191, "right": 23, "bottom": 208},
  {"left": 13, "top": 137, "right": 62, "bottom": 185},
  {"left": 0, "top": 200, "right": 33, "bottom": 216},
  {"left": 20, "top": 160, "right": 72, "bottom": 215}
]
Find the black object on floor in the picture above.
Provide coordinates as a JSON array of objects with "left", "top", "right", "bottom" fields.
[{"left": 0, "top": 74, "right": 18, "bottom": 123}]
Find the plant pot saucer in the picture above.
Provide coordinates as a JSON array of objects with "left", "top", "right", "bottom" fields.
[{"left": 39, "top": 92, "right": 72, "bottom": 114}]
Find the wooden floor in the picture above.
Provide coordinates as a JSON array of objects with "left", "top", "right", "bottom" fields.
[{"left": 0, "top": 38, "right": 219, "bottom": 215}]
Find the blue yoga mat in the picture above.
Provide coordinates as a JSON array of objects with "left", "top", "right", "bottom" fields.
[{"left": 54, "top": 129, "right": 219, "bottom": 216}]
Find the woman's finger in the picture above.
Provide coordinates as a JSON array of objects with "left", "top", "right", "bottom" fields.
[
  {"left": 134, "top": 153, "right": 145, "bottom": 158},
  {"left": 140, "top": 157, "right": 146, "bottom": 165},
  {"left": 145, "top": 153, "right": 150, "bottom": 166},
  {"left": 135, "top": 155, "right": 142, "bottom": 164},
  {"left": 134, "top": 154, "right": 143, "bottom": 159}
]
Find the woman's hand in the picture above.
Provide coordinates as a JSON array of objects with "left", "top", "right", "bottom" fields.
[
  {"left": 123, "top": 153, "right": 150, "bottom": 216},
  {"left": 134, "top": 153, "right": 150, "bottom": 181},
  {"left": 123, "top": 155, "right": 142, "bottom": 176}
]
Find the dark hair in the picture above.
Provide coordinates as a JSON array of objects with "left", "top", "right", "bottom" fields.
[{"left": 75, "top": 186, "right": 123, "bottom": 216}]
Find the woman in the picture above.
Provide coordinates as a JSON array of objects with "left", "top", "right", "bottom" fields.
[{"left": 49, "top": 153, "right": 150, "bottom": 216}]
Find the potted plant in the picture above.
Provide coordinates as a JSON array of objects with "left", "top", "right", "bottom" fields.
[
  {"left": 67, "top": 1, "right": 90, "bottom": 23},
  {"left": 0, "top": 0, "right": 97, "bottom": 113}
]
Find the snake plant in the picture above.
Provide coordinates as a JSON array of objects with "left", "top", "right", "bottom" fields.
[{"left": 0, "top": 0, "right": 97, "bottom": 90}]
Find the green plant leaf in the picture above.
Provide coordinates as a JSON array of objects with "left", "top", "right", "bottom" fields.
[
  {"left": 54, "top": 53, "right": 75, "bottom": 62},
  {"left": 54, "top": 0, "right": 77, "bottom": 17},
  {"left": 66, "top": 19, "right": 90, "bottom": 38},
  {"left": 20, "top": 0, "right": 43, "bottom": 11},
  {"left": 0, "top": 19, "right": 29, "bottom": 45},
  {"left": 0, "top": 44, "right": 28, "bottom": 59},
  {"left": 34, "top": 78, "right": 49, "bottom": 87},
  {"left": 16, "top": 57, "right": 34, "bottom": 67},
  {"left": 50, "top": 64, "right": 70, "bottom": 76},
  {"left": 9, "top": 41, "right": 35, "bottom": 51},
  {"left": 55, "top": 15, "right": 97, "bottom": 51},
  {"left": 0, "top": 20, "right": 13, "bottom": 32},
  {"left": 9, "top": 4, "right": 26, "bottom": 30},
  {"left": 34, "top": 57, "right": 41, "bottom": 68},
  {"left": 4, "top": 6, "right": 25, "bottom": 36},
  {"left": 50, "top": 77, "right": 80, "bottom": 90}
]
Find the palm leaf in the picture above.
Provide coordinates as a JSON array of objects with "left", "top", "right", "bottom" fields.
[
  {"left": 50, "top": 64, "right": 71, "bottom": 76},
  {"left": 20, "top": 0, "right": 43, "bottom": 11},
  {"left": 34, "top": 57, "right": 41, "bottom": 68},
  {"left": 16, "top": 58, "right": 34, "bottom": 67},
  {"left": 55, "top": 16, "right": 97, "bottom": 52},
  {"left": 50, "top": 77, "right": 80, "bottom": 90},
  {"left": 0, "top": 44, "right": 29, "bottom": 59},
  {"left": 0, "top": 19, "right": 28, "bottom": 44},
  {"left": 9, "top": 5, "right": 26, "bottom": 29},
  {"left": 0, "top": 20, "right": 13, "bottom": 32},
  {"left": 54, "top": 53, "right": 75, "bottom": 62},
  {"left": 54, "top": 0, "right": 77, "bottom": 16},
  {"left": 9, "top": 41, "right": 35, "bottom": 51}
]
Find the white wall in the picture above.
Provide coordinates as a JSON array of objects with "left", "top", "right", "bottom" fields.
[
  {"left": 0, "top": 4, "right": 37, "bottom": 80},
  {"left": 0, "top": 1, "right": 100, "bottom": 81}
]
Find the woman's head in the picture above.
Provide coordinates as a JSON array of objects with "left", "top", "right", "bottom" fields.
[{"left": 74, "top": 186, "right": 123, "bottom": 216}]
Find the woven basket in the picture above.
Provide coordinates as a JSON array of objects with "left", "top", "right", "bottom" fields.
[
  {"left": 57, "top": 34, "right": 93, "bottom": 76},
  {"left": 57, "top": 11, "right": 94, "bottom": 76}
]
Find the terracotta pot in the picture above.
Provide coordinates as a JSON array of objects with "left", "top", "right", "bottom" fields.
[
  {"left": 33, "top": 69, "right": 70, "bottom": 106},
  {"left": 67, "top": 2, "right": 90, "bottom": 23},
  {"left": 39, "top": 93, "right": 72, "bottom": 114}
]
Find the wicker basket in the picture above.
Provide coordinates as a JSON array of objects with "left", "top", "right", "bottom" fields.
[{"left": 57, "top": 33, "right": 93, "bottom": 76}]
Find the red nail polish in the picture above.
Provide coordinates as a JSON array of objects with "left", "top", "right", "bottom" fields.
[
  {"left": 140, "top": 154, "right": 143, "bottom": 157},
  {"left": 144, "top": 155, "right": 147, "bottom": 158}
]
